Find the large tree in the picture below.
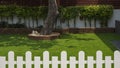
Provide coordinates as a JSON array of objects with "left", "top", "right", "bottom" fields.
[{"left": 41, "top": 0, "right": 59, "bottom": 35}]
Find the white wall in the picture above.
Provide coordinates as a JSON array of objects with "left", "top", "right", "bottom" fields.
[
  {"left": 1, "top": 9, "right": 120, "bottom": 28},
  {"left": 108, "top": 9, "right": 120, "bottom": 28}
]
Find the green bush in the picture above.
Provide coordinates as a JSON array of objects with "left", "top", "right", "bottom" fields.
[
  {"left": 0, "top": 5, "right": 113, "bottom": 21},
  {"left": 0, "top": 5, "right": 113, "bottom": 28},
  {"left": 0, "top": 5, "right": 9, "bottom": 17},
  {"left": 0, "top": 5, "right": 48, "bottom": 28},
  {"left": 98, "top": 5, "right": 113, "bottom": 27},
  {"left": 0, "top": 5, "right": 48, "bottom": 19},
  {"left": 59, "top": 5, "right": 113, "bottom": 28}
]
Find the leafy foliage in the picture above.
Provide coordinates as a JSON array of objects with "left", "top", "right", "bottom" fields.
[
  {"left": 0, "top": 5, "right": 113, "bottom": 28},
  {"left": 59, "top": 5, "right": 113, "bottom": 27},
  {"left": 0, "top": 5, "right": 113, "bottom": 20},
  {"left": 0, "top": 5, "right": 48, "bottom": 19}
]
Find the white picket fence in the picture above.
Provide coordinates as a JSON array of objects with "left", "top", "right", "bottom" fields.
[{"left": 0, "top": 51, "right": 120, "bottom": 68}]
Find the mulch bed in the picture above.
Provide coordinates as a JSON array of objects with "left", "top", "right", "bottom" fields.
[{"left": 28, "top": 32, "right": 60, "bottom": 40}]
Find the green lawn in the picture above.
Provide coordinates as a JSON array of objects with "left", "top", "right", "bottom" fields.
[{"left": 0, "top": 33, "right": 120, "bottom": 59}]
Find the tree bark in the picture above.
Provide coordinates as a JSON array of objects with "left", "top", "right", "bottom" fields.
[{"left": 41, "top": 0, "right": 59, "bottom": 35}]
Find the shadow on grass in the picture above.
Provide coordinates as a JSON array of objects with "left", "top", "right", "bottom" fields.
[
  {"left": 67, "top": 45, "right": 76, "bottom": 48},
  {"left": 95, "top": 33, "right": 118, "bottom": 51},
  {"left": 30, "top": 40, "right": 57, "bottom": 50},
  {"left": 59, "top": 33, "right": 95, "bottom": 41},
  {"left": 0, "top": 34, "right": 58, "bottom": 50},
  {"left": 75, "top": 38, "right": 95, "bottom": 41}
]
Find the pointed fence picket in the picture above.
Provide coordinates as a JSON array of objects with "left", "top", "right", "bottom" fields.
[{"left": 0, "top": 51, "right": 120, "bottom": 68}]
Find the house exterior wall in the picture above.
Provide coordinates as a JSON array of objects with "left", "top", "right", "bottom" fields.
[
  {"left": 61, "top": 0, "right": 120, "bottom": 9},
  {"left": 0, "top": 0, "right": 120, "bottom": 9},
  {"left": 115, "top": 20, "right": 120, "bottom": 34},
  {"left": 108, "top": 9, "right": 120, "bottom": 28}
]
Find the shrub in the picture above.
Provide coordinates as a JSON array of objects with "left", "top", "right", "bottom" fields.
[
  {"left": 59, "top": 5, "right": 113, "bottom": 28},
  {"left": 0, "top": 5, "right": 113, "bottom": 28}
]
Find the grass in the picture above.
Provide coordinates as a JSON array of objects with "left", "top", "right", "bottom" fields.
[{"left": 0, "top": 33, "right": 120, "bottom": 60}]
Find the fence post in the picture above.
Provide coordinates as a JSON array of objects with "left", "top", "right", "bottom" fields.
[
  {"left": 43, "top": 51, "right": 50, "bottom": 68},
  {"left": 87, "top": 56, "right": 94, "bottom": 68},
  {"left": 17, "top": 56, "right": 24, "bottom": 68},
  {"left": 61, "top": 51, "right": 67, "bottom": 68},
  {"left": 34, "top": 57, "right": 41, "bottom": 68},
  {"left": 25, "top": 51, "right": 32, "bottom": 68},
  {"left": 0, "top": 57, "right": 6, "bottom": 68},
  {"left": 96, "top": 51, "right": 103, "bottom": 68},
  {"left": 105, "top": 56, "right": 112, "bottom": 68},
  {"left": 78, "top": 51, "right": 85, "bottom": 68},
  {"left": 52, "top": 56, "right": 59, "bottom": 68},
  {"left": 114, "top": 51, "right": 120, "bottom": 68},
  {"left": 70, "top": 57, "right": 76, "bottom": 68},
  {"left": 8, "top": 51, "right": 15, "bottom": 68}
]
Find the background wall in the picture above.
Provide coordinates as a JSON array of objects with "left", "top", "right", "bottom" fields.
[{"left": 0, "top": 0, "right": 120, "bottom": 9}]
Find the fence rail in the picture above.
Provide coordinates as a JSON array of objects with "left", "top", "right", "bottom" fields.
[{"left": 0, "top": 51, "right": 120, "bottom": 68}]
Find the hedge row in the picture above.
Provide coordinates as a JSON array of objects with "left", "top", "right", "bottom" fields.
[
  {"left": 0, "top": 5, "right": 113, "bottom": 19},
  {"left": 0, "top": 5, "right": 48, "bottom": 19},
  {"left": 59, "top": 5, "right": 113, "bottom": 27},
  {"left": 0, "top": 5, "right": 113, "bottom": 27}
]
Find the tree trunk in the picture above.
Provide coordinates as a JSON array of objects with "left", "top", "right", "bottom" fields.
[
  {"left": 32, "top": 17, "right": 34, "bottom": 28},
  {"left": 41, "top": 0, "right": 59, "bottom": 35},
  {"left": 36, "top": 17, "right": 39, "bottom": 28},
  {"left": 84, "top": 18, "right": 87, "bottom": 28},
  {"left": 73, "top": 18, "right": 76, "bottom": 28},
  {"left": 11, "top": 16, "right": 14, "bottom": 24},
  {"left": 94, "top": 19, "right": 96, "bottom": 28}
]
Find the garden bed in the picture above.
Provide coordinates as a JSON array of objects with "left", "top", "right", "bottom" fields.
[
  {"left": 0, "top": 28, "right": 115, "bottom": 34},
  {"left": 55, "top": 28, "right": 115, "bottom": 34},
  {"left": 28, "top": 32, "right": 60, "bottom": 40}
]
